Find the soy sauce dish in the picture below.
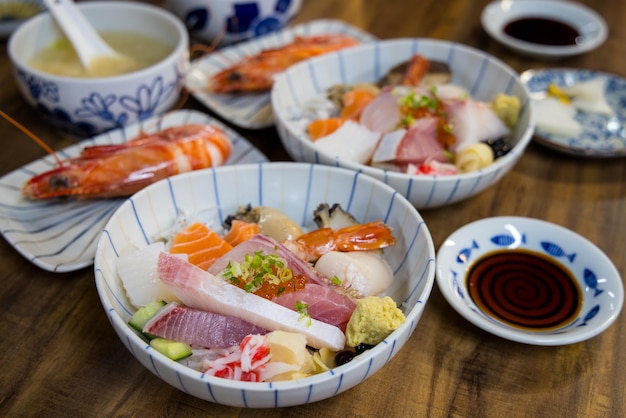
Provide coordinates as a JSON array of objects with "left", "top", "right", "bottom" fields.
[
  {"left": 481, "top": 0, "right": 608, "bottom": 59},
  {"left": 436, "top": 217, "right": 623, "bottom": 345}
]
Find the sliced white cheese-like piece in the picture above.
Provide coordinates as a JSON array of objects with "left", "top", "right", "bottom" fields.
[
  {"left": 533, "top": 97, "right": 583, "bottom": 138},
  {"left": 560, "top": 78, "right": 613, "bottom": 115}
]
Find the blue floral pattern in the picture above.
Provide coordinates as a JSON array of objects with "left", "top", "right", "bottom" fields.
[{"left": 15, "top": 63, "right": 183, "bottom": 136}]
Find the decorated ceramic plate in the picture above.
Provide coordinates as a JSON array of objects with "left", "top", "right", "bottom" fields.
[
  {"left": 436, "top": 217, "right": 623, "bottom": 345},
  {"left": 185, "top": 19, "right": 376, "bottom": 129},
  {"left": 481, "top": 0, "right": 608, "bottom": 59},
  {"left": 521, "top": 68, "right": 626, "bottom": 157},
  {"left": 0, "top": 110, "right": 268, "bottom": 272},
  {"left": 0, "top": 0, "right": 44, "bottom": 39}
]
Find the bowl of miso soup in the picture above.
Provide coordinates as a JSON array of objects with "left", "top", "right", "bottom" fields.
[
  {"left": 435, "top": 216, "right": 623, "bottom": 345},
  {"left": 7, "top": 1, "right": 189, "bottom": 137}
]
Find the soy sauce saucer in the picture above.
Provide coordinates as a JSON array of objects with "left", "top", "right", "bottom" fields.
[
  {"left": 436, "top": 217, "right": 623, "bottom": 345},
  {"left": 481, "top": 0, "right": 608, "bottom": 59}
]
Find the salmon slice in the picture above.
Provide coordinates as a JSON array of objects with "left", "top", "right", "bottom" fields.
[
  {"left": 169, "top": 222, "right": 233, "bottom": 270},
  {"left": 223, "top": 220, "right": 261, "bottom": 246},
  {"left": 307, "top": 117, "right": 346, "bottom": 140},
  {"left": 340, "top": 88, "right": 377, "bottom": 120}
]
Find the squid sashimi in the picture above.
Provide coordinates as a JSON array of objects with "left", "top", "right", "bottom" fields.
[
  {"left": 157, "top": 252, "right": 346, "bottom": 351},
  {"left": 143, "top": 302, "right": 268, "bottom": 348},
  {"left": 272, "top": 283, "right": 357, "bottom": 332},
  {"left": 312, "top": 120, "right": 381, "bottom": 165}
]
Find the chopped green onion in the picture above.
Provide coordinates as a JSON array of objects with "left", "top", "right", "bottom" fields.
[
  {"left": 295, "top": 301, "right": 312, "bottom": 327},
  {"left": 221, "top": 251, "right": 293, "bottom": 293}
]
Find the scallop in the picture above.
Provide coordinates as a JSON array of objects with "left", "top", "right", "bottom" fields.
[{"left": 315, "top": 251, "right": 394, "bottom": 297}]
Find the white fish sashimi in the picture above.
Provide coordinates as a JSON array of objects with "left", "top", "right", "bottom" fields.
[
  {"left": 158, "top": 251, "right": 346, "bottom": 351},
  {"left": 116, "top": 242, "right": 181, "bottom": 308},
  {"left": 313, "top": 120, "right": 381, "bottom": 164},
  {"left": 359, "top": 87, "right": 403, "bottom": 133},
  {"left": 533, "top": 97, "right": 582, "bottom": 138},
  {"left": 443, "top": 97, "right": 510, "bottom": 152},
  {"left": 559, "top": 78, "right": 613, "bottom": 115},
  {"left": 371, "top": 129, "right": 406, "bottom": 163}
]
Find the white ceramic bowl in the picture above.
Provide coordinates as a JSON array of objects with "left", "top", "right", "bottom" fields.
[
  {"left": 94, "top": 162, "right": 436, "bottom": 408},
  {"left": 436, "top": 217, "right": 623, "bottom": 345},
  {"left": 8, "top": 1, "right": 189, "bottom": 137},
  {"left": 481, "top": 0, "right": 608, "bottom": 59},
  {"left": 271, "top": 38, "right": 534, "bottom": 209},
  {"left": 163, "top": 0, "right": 302, "bottom": 46}
]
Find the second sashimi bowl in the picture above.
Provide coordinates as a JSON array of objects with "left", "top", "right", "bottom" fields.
[
  {"left": 94, "top": 162, "right": 436, "bottom": 408},
  {"left": 271, "top": 38, "right": 535, "bottom": 209}
]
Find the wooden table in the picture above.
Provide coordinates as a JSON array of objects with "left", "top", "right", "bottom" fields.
[{"left": 1, "top": 1, "right": 624, "bottom": 416}]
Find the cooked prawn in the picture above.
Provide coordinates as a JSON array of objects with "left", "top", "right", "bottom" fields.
[
  {"left": 208, "top": 34, "right": 360, "bottom": 94},
  {"left": 283, "top": 220, "right": 396, "bottom": 262},
  {"left": 21, "top": 124, "right": 232, "bottom": 200}
]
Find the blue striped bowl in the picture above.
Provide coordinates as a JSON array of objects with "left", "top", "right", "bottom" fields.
[
  {"left": 271, "top": 38, "right": 535, "bottom": 208},
  {"left": 94, "top": 162, "right": 436, "bottom": 408}
]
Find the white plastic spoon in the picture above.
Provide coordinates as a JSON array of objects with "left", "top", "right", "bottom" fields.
[{"left": 42, "top": 0, "right": 133, "bottom": 71}]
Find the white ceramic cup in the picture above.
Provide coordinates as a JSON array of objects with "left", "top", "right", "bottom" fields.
[{"left": 8, "top": 1, "right": 189, "bottom": 137}]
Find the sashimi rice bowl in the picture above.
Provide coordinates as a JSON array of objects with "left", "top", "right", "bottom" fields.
[
  {"left": 272, "top": 38, "right": 535, "bottom": 208},
  {"left": 94, "top": 162, "right": 436, "bottom": 408}
]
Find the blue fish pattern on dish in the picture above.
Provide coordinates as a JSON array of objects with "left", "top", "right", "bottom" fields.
[
  {"left": 541, "top": 241, "right": 576, "bottom": 262},
  {"left": 456, "top": 240, "right": 479, "bottom": 263},
  {"left": 490, "top": 233, "right": 526, "bottom": 247},
  {"left": 584, "top": 268, "right": 604, "bottom": 297},
  {"left": 578, "top": 305, "right": 600, "bottom": 326},
  {"left": 450, "top": 269, "right": 465, "bottom": 299}
]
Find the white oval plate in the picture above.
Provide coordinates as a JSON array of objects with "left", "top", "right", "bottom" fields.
[
  {"left": 0, "top": 109, "right": 268, "bottom": 272},
  {"left": 185, "top": 19, "right": 376, "bottom": 129},
  {"left": 481, "top": 0, "right": 608, "bottom": 59},
  {"left": 521, "top": 68, "right": 626, "bottom": 157},
  {"left": 436, "top": 217, "right": 623, "bottom": 345}
]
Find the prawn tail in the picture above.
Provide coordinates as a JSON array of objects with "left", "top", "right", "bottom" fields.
[{"left": 293, "top": 220, "right": 396, "bottom": 261}]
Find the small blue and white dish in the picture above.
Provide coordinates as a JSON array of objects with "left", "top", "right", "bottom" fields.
[
  {"left": 436, "top": 216, "right": 623, "bottom": 345},
  {"left": 521, "top": 68, "right": 626, "bottom": 157}
]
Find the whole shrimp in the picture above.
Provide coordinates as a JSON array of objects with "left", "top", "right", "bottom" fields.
[
  {"left": 21, "top": 124, "right": 232, "bottom": 200},
  {"left": 208, "top": 34, "right": 360, "bottom": 94}
]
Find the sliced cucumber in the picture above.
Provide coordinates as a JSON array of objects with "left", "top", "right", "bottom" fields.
[
  {"left": 150, "top": 338, "right": 193, "bottom": 360},
  {"left": 128, "top": 300, "right": 167, "bottom": 332}
]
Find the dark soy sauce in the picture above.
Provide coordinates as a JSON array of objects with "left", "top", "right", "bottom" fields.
[
  {"left": 467, "top": 249, "right": 582, "bottom": 331},
  {"left": 503, "top": 17, "right": 582, "bottom": 46}
]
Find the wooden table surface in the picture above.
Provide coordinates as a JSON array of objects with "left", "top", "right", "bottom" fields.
[{"left": 1, "top": 0, "right": 625, "bottom": 416}]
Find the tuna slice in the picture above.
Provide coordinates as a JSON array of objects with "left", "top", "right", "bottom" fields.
[
  {"left": 372, "top": 117, "right": 448, "bottom": 165},
  {"left": 443, "top": 97, "right": 509, "bottom": 152},
  {"left": 272, "top": 283, "right": 357, "bottom": 332},
  {"left": 158, "top": 252, "right": 346, "bottom": 351},
  {"left": 208, "top": 234, "right": 357, "bottom": 331},
  {"left": 143, "top": 301, "right": 268, "bottom": 349}
]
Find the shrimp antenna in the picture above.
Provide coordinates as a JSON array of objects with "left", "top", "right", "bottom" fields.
[{"left": 0, "top": 109, "right": 63, "bottom": 167}]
